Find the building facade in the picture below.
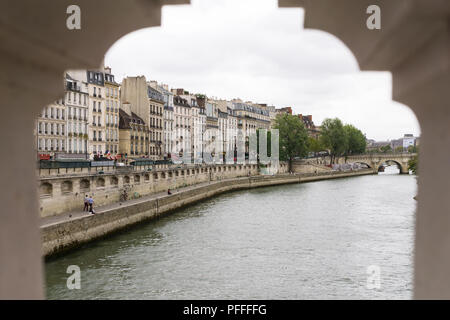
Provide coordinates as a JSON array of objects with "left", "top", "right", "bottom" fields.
[
  {"left": 148, "top": 86, "right": 164, "bottom": 160},
  {"left": 173, "top": 95, "right": 192, "bottom": 160},
  {"left": 104, "top": 67, "right": 120, "bottom": 157},
  {"left": 118, "top": 103, "right": 149, "bottom": 159},
  {"left": 86, "top": 70, "right": 106, "bottom": 158},
  {"left": 36, "top": 100, "right": 67, "bottom": 159}
]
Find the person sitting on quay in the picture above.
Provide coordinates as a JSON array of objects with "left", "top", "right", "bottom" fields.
[
  {"left": 167, "top": 189, "right": 172, "bottom": 195},
  {"left": 88, "top": 196, "right": 95, "bottom": 214},
  {"left": 83, "top": 194, "right": 89, "bottom": 212}
]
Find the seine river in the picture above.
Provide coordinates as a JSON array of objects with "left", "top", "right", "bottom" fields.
[{"left": 46, "top": 167, "right": 416, "bottom": 299}]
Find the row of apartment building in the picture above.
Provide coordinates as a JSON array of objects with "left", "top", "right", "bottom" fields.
[{"left": 35, "top": 67, "right": 319, "bottom": 162}]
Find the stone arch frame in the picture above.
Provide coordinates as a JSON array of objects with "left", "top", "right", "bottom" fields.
[
  {"left": 61, "top": 180, "right": 73, "bottom": 194},
  {"left": 39, "top": 182, "right": 53, "bottom": 197},
  {"left": 1, "top": 0, "right": 449, "bottom": 299},
  {"left": 110, "top": 176, "right": 119, "bottom": 187},
  {"left": 80, "top": 179, "right": 90, "bottom": 192},
  {"left": 96, "top": 177, "right": 105, "bottom": 188}
]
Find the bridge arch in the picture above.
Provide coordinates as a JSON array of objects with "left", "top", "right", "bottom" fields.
[
  {"left": 354, "top": 162, "right": 372, "bottom": 169},
  {"left": 376, "top": 159, "right": 408, "bottom": 174}
]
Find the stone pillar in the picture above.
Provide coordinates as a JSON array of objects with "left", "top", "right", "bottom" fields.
[
  {"left": 0, "top": 96, "right": 45, "bottom": 299},
  {"left": 393, "top": 25, "right": 450, "bottom": 299},
  {"left": 413, "top": 100, "right": 450, "bottom": 298}
]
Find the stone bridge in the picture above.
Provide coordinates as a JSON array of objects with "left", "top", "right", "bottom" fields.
[{"left": 338, "top": 153, "right": 417, "bottom": 174}]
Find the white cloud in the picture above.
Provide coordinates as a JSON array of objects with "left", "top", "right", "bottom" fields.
[{"left": 105, "top": 0, "right": 420, "bottom": 141}]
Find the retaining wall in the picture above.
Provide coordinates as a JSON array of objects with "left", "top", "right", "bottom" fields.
[{"left": 41, "top": 169, "right": 374, "bottom": 257}]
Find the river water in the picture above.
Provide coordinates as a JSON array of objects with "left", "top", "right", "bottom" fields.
[{"left": 46, "top": 167, "right": 417, "bottom": 299}]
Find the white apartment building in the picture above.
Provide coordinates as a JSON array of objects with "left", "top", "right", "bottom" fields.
[{"left": 65, "top": 74, "right": 89, "bottom": 156}]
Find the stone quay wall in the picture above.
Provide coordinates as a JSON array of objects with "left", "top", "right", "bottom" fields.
[
  {"left": 38, "top": 162, "right": 289, "bottom": 218},
  {"left": 41, "top": 169, "right": 374, "bottom": 257}
]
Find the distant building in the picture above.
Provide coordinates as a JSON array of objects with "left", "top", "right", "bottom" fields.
[
  {"left": 297, "top": 114, "right": 320, "bottom": 139},
  {"left": 403, "top": 134, "right": 415, "bottom": 149},
  {"left": 103, "top": 67, "right": 120, "bottom": 157},
  {"left": 118, "top": 103, "right": 149, "bottom": 158},
  {"left": 148, "top": 86, "right": 164, "bottom": 160}
]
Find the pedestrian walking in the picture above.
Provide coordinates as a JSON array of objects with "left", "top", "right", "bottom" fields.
[
  {"left": 83, "top": 194, "right": 89, "bottom": 211},
  {"left": 88, "top": 196, "right": 95, "bottom": 214}
]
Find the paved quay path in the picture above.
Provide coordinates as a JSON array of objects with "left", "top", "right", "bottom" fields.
[
  {"left": 40, "top": 175, "right": 269, "bottom": 228},
  {"left": 40, "top": 170, "right": 367, "bottom": 229}
]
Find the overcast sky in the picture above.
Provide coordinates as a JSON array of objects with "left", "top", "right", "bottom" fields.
[{"left": 105, "top": 0, "right": 420, "bottom": 141}]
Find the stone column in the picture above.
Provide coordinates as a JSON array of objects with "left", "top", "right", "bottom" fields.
[
  {"left": 413, "top": 99, "right": 450, "bottom": 298},
  {"left": 0, "top": 95, "right": 45, "bottom": 299},
  {"left": 393, "top": 23, "right": 450, "bottom": 299}
]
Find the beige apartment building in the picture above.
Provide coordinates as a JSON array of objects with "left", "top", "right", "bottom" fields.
[
  {"left": 65, "top": 74, "right": 89, "bottom": 157},
  {"left": 148, "top": 86, "right": 164, "bottom": 160},
  {"left": 173, "top": 95, "right": 192, "bottom": 159},
  {"left": 118, "top": 102, "right": 149, "bottom": 159},
  {"left": 121, "top": 76, "right": 153, "bottom": 159},
  {"left": 104, "top": 67, "right": 120, "bottom": 156},
  {"left": 36, "top": 100, "right": 67, "bottom": 159}
]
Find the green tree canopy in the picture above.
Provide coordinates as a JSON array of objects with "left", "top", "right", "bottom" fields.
[
  {"left": 319, "top": 118, "right": 347, "bottom": 164},
  {"left": 407, "top": 145, "right": 418, "bottom": 153},
  {"left": 274, "top": 113, "right": 309, "bottom": 171},
  {"left": 343, "top": 124, "right": 367, "bottom": 156},
  {"left": 380, "top": 144, "right": 392, "bottom": 153},
  {"left": 408, "top": 155, "right": 418, "bottom": 174},
  {"left": 308, "top": 137, "right": 325, "bottom": 155}
]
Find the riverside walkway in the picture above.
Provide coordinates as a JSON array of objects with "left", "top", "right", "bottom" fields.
[
  {"left": 40, "top": 169, "right": 374, "bottom": 257},
  {"left": 41, "top": 169, "right": 373, "bottom": 228},
  {"left": 40, "top": 177, "right": 232, "bottom": 228}
]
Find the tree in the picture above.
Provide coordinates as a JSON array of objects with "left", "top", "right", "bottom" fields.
[
  {"left": 408, "top": 145, "right": 418, "bottom": 153},
  {"left": 408, "top": 155, "right": 418, "bottom": 174},
  {"left": 343, "top": 124, "right": 366, "bottom": 157},
  {"left": 395, "top": 146, "right": 404, "bottom": 153},
  {"left": 308, "top": 137, "right": 325, "bottom": 156},
  {"left": 273, "top": 113, "right": 309, "bottom": 172},
  {"left": 380, "top": 144, "right": 392, "bottom": 153},
  {"left": 319, "top": 118, "right": 347, "bottom": 164}
]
